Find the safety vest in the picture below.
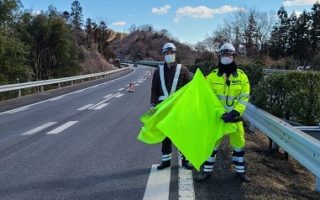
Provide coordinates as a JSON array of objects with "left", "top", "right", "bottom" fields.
[
  {"left": 206, "top": 69, "right": 250, "bottom": 115},
  {"left": 158, "top": 64, "right": 182, "bottom": 101}
]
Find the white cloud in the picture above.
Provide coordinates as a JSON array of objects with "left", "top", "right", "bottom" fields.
[
  {"left": 31, "top": 10, "right": 41, "bottom": 16},
  {"left": 283, "top": 0, "right": 318, "bottom": 7},
  {"left": 174, "top": 5, "right": 246, "bottom": 23},
  {"left": 294, "top": 11, "right": 302, "bottom": 17},
  {"left": 112, "top": 21, "right": 126, "bottom": 26},
  {"left": 152, "top": 4, "right": 171, "bottom": 14}
]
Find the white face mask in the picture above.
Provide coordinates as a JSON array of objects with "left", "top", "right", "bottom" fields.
[
  {"left": 221, "top": 57, "right": 233, "bottom": 65},
  {"left": 165, "top": 54, "right": 176, "bottom": 64}
]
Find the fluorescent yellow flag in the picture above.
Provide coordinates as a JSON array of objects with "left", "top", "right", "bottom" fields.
[{"left": 138, "top": 69, "right": 237, "bottom": 170}]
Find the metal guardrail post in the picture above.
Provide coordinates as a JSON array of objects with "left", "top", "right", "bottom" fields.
[
  {"left": 41, "top": 86, "right": 44, "bottom": 92},
  {"left": 18, "top": 90, "right": 21, "bottom": 97},
  {"left": 58, "top": 83, "right": 61, "bottom": 88}
]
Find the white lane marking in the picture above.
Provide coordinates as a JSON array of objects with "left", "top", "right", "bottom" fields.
[
  {"left": 72, "top": 89, "right": 85, "bottom": 93},
  {"left": 117, "top": 88, "right": 125, "bottom": 91},
  {"left": 77, "top": 104, "right": 94, "bottom": 111},
  {"left": 47, "top": 121, "right": 78, "bottom": 135},
  {"left": 93, "top": 103, "right": 109, "bottom": 110},
  {"left": 138, "top": 81, "right": 143, "bottom": 84},
  {"left": 22, "top": 122, "right": 57, "bottom": 136},
  {"left": 89, "top": 92, "right": 121, "bottom": 109},
  {"left": 114, "top": 93, "right": 124, "bottom": 98},
  {"left": 178, "top": 157, "right": 195, "bottom": 200},
  {"left": 104, "top": 94, "right": 113, "bottom": 99},
  {"left": 5, "top": 106, "right": 30, "bottom": 114},
  {"left": 134, "top": 84, "right": 139, "bottom": 86},
  {"left": 143, "top": 164, "right": 171, "bottom": 200},
  {"left": 48, "top": 96, "right": 64, "bottom": 101}
]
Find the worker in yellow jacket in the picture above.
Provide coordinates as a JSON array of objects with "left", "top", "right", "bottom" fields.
[{"left": 196, "top": 43, "right": 251, "bottom": 182}]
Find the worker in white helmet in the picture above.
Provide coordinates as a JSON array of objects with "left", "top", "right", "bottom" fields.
[
  {"left": 195, "top": 43, "right": 251, "bottom": 182},
  {"left": 150, "top": 42, "right": 193, "bottom": 170}
]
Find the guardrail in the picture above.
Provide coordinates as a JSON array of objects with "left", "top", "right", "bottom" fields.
[
  {"left": 0, "top": 67, "right": 131, "bottom": 98},
  {"left": 244, "top": 103, "right": 320, "bottom": 192},
  {"left": 121, "top": 61, "right": 163, "bottom": 67}
]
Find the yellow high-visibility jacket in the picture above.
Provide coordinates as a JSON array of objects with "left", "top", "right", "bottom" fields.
[{"left": 206, "top": 68, "right": 250, "bottom": 115}]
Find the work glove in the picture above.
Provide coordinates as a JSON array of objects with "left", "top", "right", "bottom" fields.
[
  {"left": 149, "top": 104, "right": 157, "bottom": 114},
  {"left": 221, "top": 110, "right": 242, "bottom": 123}
]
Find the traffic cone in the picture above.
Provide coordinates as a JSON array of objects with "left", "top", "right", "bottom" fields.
[{"left": 128, "top": 82, "right": 135, "bottom": 92}]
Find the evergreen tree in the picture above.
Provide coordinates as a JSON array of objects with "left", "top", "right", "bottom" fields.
[
  {"left": 85, "top": 18, "right": 93, "bottom": 48},
  {"left": 269, "top": 6, "right": 290, "bottom": 59},
  {"left": 287, "top": 12, "right": 298, "bottom": 56},
  {"left": 70, "top": 0, "right": 83, "bottom": 30},
  {"left": 293, "top": 11, "right": 312, "bottom": 66},
  {"left": 310, "top": 1, "right": 320, "bottom": 52},
  {"left": 244, "top": 13, "right": 260, "bottom": 57}
]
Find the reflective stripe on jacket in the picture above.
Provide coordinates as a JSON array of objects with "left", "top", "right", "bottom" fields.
[
  {"left": 158, "top": 64, "right": 181, "bottom": 101},
  {"left": 206, "top": 69, "right": 250, "bottom": 115},
  {"left": 150, "top": 63, "right": 191, "bottom": 105}
]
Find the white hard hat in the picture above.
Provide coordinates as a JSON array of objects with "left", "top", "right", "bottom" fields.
[
  {"left": 218, "top": 43, "right": 236, "bottom": 55},
  {"left": 162, "top": 43, "right": 176, "bottom": 53}
]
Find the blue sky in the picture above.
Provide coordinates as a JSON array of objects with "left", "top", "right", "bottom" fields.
[{"left": 21, "top": 0, "right": 318, "bottom": 44}]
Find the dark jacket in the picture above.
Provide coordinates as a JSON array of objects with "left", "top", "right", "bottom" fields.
[{"left": 150, "top": 63, "right": 191, "bottom": 105}]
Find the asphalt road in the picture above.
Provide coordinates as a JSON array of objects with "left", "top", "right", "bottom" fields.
[
  {"left": 0, "top": 66, "right": 185, "bottom": 200},
  {"left": 1, "top": 66, "right": 318, "bottom": 200}
]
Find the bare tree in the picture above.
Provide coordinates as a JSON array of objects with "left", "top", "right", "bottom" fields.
[{"left": 204, "top": 8, "right": 276, "bottom": 57}]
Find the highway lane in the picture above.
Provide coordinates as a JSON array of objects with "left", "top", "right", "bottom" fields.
[
  {"left": 0, "top": 66, "right": 184, "bottom": 200},
  {"left": 0, "top": 65, "right": 318, "bottom": 199}
]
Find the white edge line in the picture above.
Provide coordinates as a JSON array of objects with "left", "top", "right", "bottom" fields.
[
  {"left": 143, "top": 164, "right": 171, "bottom": 200},
  {"left": 5, "top": 106, "right": 30, "bottom": 114},
  {"left": 178, "top": 154, "right": 195, "bottom": 200}
]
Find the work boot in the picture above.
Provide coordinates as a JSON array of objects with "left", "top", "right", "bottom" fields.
[
  {"left": 181, "top": 159, "right": 193, "bottom": 170},
  {"left": 235, "top": 173, "right": 251, "bottom": 183},
  {"left": 157, "top": 161, "right": 171, "bottom": 170},
  {"left": 194, "top": 172, "right": 211, "bottom": 182}
]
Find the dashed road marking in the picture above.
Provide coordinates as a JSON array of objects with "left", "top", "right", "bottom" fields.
[
  {"left": 89, "top": 92, "right": 120, "bottom": 109},
  {"left": 22, "top": 122, "right": 57, "bottom": 135},
  {"left": 93, "top": 103, "right": 109, "bottom": 110},
  {"left": 77, "top": 104, "right": 94, "bottom": 111},
  {"left": 117, "top": 88, "right": 125, "bottom": 91},
  {"left": 114, "top": 93, "right": 124, "bottom": 98},
  {"left": 143, "top": 164, "right": 171, "bottom": 200},
  {"left": 47, "top": 121, "right": 78, "bottom": 135},
  {"left": 134, "top": 84, "right": 139, "bottom": 86},
  {"left": 103, "top": 94, "right": 113, "bottom": 99}
]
